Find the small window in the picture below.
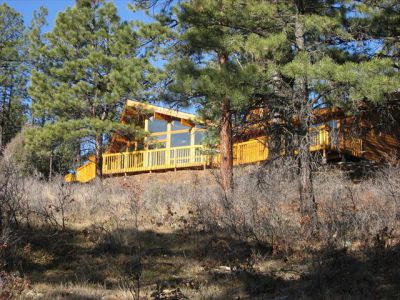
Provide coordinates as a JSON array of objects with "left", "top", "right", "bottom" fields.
[
  {"left": 171, "top": 132, "right": 191, "bottom": 147},
  {"left": 148, "top": 117, "right": 168, "bottom": 133}
]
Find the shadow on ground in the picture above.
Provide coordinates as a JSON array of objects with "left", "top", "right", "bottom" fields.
[{"left": 8, "top": 225, "right": 400, "bottom": 299}]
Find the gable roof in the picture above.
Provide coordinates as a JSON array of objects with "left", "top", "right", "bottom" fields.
[{"left": 126, "top": 100, "right": 198, "bottom": 122}]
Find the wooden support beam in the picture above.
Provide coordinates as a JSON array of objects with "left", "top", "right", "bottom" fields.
[
  {"left": 181, "top": 118, "right": 194, "bottom": 128},
  {"left": 150, "top": 129, "right": 190, "bottom": 136},
  {"left": 144, "top": 118, "right": 149, "bottom": 164},
  {"left": 190, "top": 127, "right": 196, "bottom": 164},
  {"left": 154, "top": 112, "right": 173, "bottom": 122},
  {"left": 166, "top": 121, "right": 172, "bottom": 165}
]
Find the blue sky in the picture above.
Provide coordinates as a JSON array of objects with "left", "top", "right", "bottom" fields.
[{"left": 2, "top": 0, "right": 152, "bottom": 30}]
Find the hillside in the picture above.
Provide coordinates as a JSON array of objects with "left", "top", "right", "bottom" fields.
[{"left": 1, "top": 165, "right": 398, "bottom": 299}]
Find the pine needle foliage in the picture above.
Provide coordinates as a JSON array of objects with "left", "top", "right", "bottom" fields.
[{"left": 28, "top": 0, "right": 159, "bottom": 176}]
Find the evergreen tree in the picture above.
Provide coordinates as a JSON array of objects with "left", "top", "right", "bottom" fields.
[
  {"left": 0, "top": 4, "right": 28, "bottom": 151},
  {"left": 28, "top": 0, "right": 158, "bottom": 177},
  {"left": 162, "top": 1, "right": 271, "bottom": 193}
]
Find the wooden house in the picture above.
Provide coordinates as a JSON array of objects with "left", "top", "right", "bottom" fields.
[{"left": 65, "top": 100, "right": 400, "bottom": 183}]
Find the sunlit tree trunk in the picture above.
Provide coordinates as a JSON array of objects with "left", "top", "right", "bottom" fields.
[
  {"left": 95, "top": 135, "right": 103, "bottom": 178},
  {"left": 219, "top": 53, "right": 233, "bottom": 193}
]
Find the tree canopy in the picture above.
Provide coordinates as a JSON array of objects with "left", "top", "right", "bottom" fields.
[
  {"left": 0, "top": 4, "right": 28, "bottom": 151},
  {"left": 27, "top": 0, "right": 160, "bottom": 176}
]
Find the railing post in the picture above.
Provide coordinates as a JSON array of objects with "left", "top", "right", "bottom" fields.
[
  {"left": 166, "top": 121, "right": 171, "bottom": 167},
  {"left": 190, "top": 128, "right": 196, "bottom": 164},
  {"left": 144, "top": 150, "right": 148, "bottom": 169},
  {"left": 174, "top": 148, "right": 177, "bottom": 170},
  {"left": 123, "top": 152, "right": 128, "bottom": 172},
  {"left": 148, "top": 151, "right": 152, "bottom": 171},
  {"left": 102, "top": 155, "right": 106, "bottom": 175}
]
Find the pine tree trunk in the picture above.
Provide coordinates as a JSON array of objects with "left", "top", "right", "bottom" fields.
[
  {"left": 49, "top": 152, "right": 53, "bottom": 181},
  {"left": 218, "top": 54, "right": 233, "bottom": 194},
  {"left": 294, "top": 5, "right": 318, "bottom": 222},
  {"left": 220, "top": 97, "right": 233, "bottom": 193},
  {"left": 0, "top": 85, "right": 7, "bottom": 151},
  {"left": 95, "top": 134, "right": 103, "bottom": 178}
]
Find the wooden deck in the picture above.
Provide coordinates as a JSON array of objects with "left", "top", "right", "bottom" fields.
[{"left": 66, "top": 124, "right": 353, "bottom": 183}]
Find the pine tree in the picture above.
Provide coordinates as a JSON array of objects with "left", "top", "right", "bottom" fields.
[
  {"left": 0, "top": 4, "right": 28, "bottom": 151},
  {"left": 162, "top": 0, "right": 271, "bottom": 193},
  {"left": 28, "top": 0, "right": 158, "bottom": 177}
]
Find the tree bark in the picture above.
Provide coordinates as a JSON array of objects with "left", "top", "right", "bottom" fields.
[
  {"left": 220, "top": 97, "right": 233, "bottom": 193},
  {"left": 218, "top": 54, "right": 234, "bottom": 194},
  {"left": 95, "top": 134, "right": 103, "bottom": 178},
  {"left": 294, "top": 4, "right": 318, "bottom": 222},
  {"left": 0, "top": 84, "right": 7, "bottom": 151},
  {"left": 49, "top": 152, "right": 53, "bottom": 181}
]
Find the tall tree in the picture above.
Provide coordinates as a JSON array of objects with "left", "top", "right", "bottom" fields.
[
  {"left": 162, "top": 0, "right": 270, "bottom": 193},
  {"left": 0, "top": 4, "right": 28, "bottom": 151},
  {"left": 28, "top": 0, "right": 158, "bottom": 177}
]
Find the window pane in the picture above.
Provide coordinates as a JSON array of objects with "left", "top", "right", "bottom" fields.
[
  {"left": 148, "top": 142, "right": 166, "bottom": 149},
  {"left": 195, "top": 131, "right": 204, "bottom": 145},
  {"left": 149, "top": 135, "right": 167, "bottom": 142},
  {"left": 171, "top": 132, "right": 190, "bottom": 147},
  {"left": 148, "top": 118, "right": 167, "bottom": 133},
  {"left": 171, "top": 120, "right": 190, "bottom": 131}
]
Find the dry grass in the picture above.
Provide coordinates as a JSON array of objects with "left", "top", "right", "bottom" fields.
[{"left": 1, "top": 163, "right": 400, "bottom": 299}]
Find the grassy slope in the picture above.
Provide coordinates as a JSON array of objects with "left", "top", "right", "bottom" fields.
[{"left": 14, "top": 169, "right": 400, "bottom": 299}]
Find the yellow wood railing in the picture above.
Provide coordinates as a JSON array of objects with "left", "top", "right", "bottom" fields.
[
  {"left": 233, "top": 137, "right": 269, "bottom": 166},
  {"left": 103, "top": 145, "right": 208, "bottom": 175},
  {"left": 309, "top": 125, "right": 330, "bottom": 152},
  {"left": 65, "top": 124, "right": 364, "bottom": 182},
  {"left": 209, "top": 138, "right": 269, "bottom": 167},
  {"left": 74, "top": 160, "right": 96, "bottom": 183},
  {"left": 64, "top": 173, "right": 76, "bottom": 183},
  {"left": 102, "top": 138, "right": 270, "bottom": 176}
]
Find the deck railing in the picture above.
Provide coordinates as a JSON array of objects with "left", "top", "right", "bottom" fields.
[
  {"left": 102, "top": 138, "right": 269, "bottom": 176},
  {"left": 309, "top": 125, "right": 330, "bottom": 152},
  {"left": 64, "top": 173, "right": 76, "bottom": 183},
  {"left": 75, "top": 161, "right": 96, "bottom": 183},
  {"left": 103, "top": 145, "right": 208, "bottom": 175},
  {"left": 233, "top": 138, "right": 269, "bottom": 165},
  {"left": 66, "top": 124, "right": 364, "bottom": 182}
]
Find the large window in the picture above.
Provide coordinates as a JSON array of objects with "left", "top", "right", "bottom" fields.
[
  {"left": 171, "top": 132, "right": 191, "bottom": 147},
  {"left": 148, "top": 117, "right": 168, "bottom": 133},
  {"left": 148, "top": 142, "right": 166, "bottom": 150},
  {"left": 148, "top": 134, "right": 167, "bottom": 149},
  {"left": 171, "top": 120, "right": 190, "bottom": 131}
]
